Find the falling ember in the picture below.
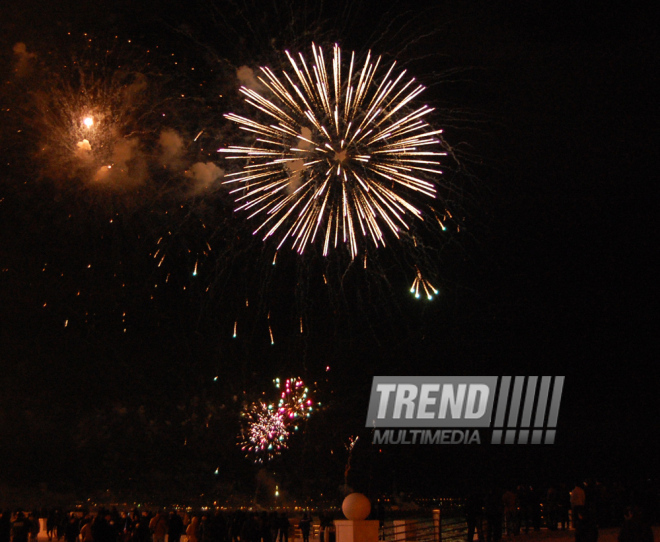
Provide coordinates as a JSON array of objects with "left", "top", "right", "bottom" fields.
[
  {"left": 268, "top": 325, "right": 274, "bottom": 345},
  {"left": 435, "top": 214, "right": 447, "bottom": 231},
  {"left": 410, "top": 266, "right": 438, "bottom": 300},
  {"left": 193, "top": 260, "right": 198, "bottom": 276},
  {"left": 233, "top": 321, "right": 237, "bottom": 338},
  {"left": 219, "top": 43, "right": 447, "bottom": 259}
]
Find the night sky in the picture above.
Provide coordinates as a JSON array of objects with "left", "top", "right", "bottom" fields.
[{"left": 0, "top": 0, "right": 656, "bottom": 506}]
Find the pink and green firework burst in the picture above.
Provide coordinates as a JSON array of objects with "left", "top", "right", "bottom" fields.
[
  {"left": 239, "top": 377, "right": 315, "bottom": 462},
  {"left": 275, "top": 376, "right": 314, "bottom": 422},
  {"left": 239, "top": 402, "right": 289, "bottom": 463}
]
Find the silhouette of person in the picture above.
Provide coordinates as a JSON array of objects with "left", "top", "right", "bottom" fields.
[
  {"left": 466, "top": 493, "right": 485, "bottom": 542},
  {"left": 298, "top": 514, "right": 311, "bottom": 542}
]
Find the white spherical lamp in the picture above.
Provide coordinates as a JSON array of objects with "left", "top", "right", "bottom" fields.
[{"left": 342, "top": 493, "right": 371, "bottom": 520}]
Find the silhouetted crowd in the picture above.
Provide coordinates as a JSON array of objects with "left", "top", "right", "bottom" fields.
[
  {"left": 465, "top": 480, "right": 656, "bottom": 542},
  {"left": 0, "top": 509, "right": 332, "bottom": 542},
  {"left": 0, "top": 480, "right": 655, "bottom": 542}
]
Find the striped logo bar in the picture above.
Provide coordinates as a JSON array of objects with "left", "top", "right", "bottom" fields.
[{"left": 491, "top": 376, "right": 564, "bottom": 444}]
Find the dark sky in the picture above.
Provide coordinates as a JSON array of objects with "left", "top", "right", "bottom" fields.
[{"left": 0, "top": 0, "right": 656, "bottom": 505}]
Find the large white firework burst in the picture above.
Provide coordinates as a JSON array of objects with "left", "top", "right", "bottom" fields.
[{"left": 219, "top": 43, "right": 447, "bottom": 259}]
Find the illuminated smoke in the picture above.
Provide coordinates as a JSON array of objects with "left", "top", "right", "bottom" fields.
[
  {"left": 158, "top": 128, "right": 185, "bottom": 168},
  {"left": 236, "top": 65, "right": 264, "bottom": 92},
  {"left": 12, "top": 42, "right": 37, "bottom": 77},
  {"left": 185, "top": 162, "right": 225, "bottom": 194}
]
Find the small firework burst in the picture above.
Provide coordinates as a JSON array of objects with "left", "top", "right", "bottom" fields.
[
  {"left": 239, "top": 377, "right": 315, "bottom": 462},
  {"left": 275, "top": 377, "right": 314, "bottom": 421},
  {"left": 26, "top": 38, "right": 156, "bottom": 189},
  {"left": 239, "top": 402, "right": 289, "bottom": 462}
]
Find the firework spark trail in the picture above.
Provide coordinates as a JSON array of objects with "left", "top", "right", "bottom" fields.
[
  {"left": 344, "top": 435, "right": 359, "bottom": 493},
  {"left": 410, "top": 265, "right": 439, "bottom": 300},
  {"left": 219, "top": 43, "right": 447, "bottom": 260}
]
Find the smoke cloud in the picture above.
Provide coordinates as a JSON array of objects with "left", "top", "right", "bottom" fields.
[
  {"left": 123, "top": 72, "right": 147, "bottom": 105},
  {"left": 236, "top": 66, "right": 263, "bottom": 91},
  {"left": 75, "top": 139, "right": 92, "bottom": 160},
  {"left": 93, "top": 138, "right": 147, "bottom": 187},
  {"left": 158, "top": 129, "right": 185, "bottom": 168},
  {"left": 186, "top": 162, "right": 224, "bottom": 194},
  {"left": 13, "top": 42, "right": 37, "bottom": 77}
]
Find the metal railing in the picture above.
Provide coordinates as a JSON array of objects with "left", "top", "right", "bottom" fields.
[
  {"left": 379, "top": 515, "right": 467, "bottom": 542},
  {"left": 441, "top": 517, "right": 468, "bottom": 542}
]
